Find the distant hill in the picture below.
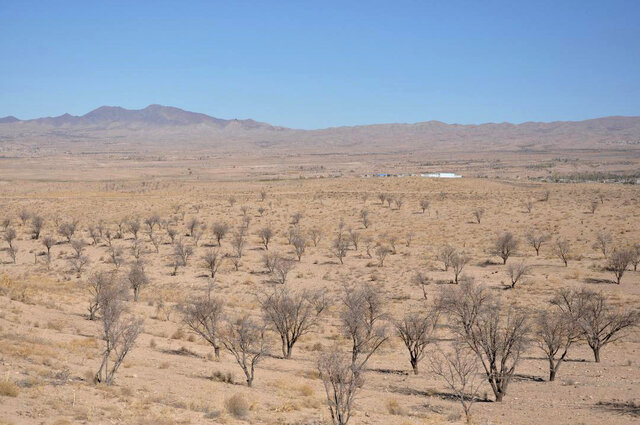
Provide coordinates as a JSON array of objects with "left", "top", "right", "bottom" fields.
[{"left": 1, "top": 105, "right": 639, "bottom": 154}]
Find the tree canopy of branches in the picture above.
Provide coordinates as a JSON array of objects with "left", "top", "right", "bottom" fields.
[
  {"left": 341, "top": 284, "right": 388, "bottom": 371},
  {"left": 525, "top": 229, "right": 547, "bottom": 256},
  {"left": 551, "top": 288, "right": 640, "bottom": 362},
  {"left": 126, "top": 264, "right": 149, "bottom": 302},
  {"left": 219, "top": 315, "right": 269, "bottom": 387},
  {"left": 606, "top": 248, "right": 633, "bottom": 284},
  {"left": 552, "top": 238, "right": 571, "bottom": 267},
  {"left": 201, "top": 249, "right": 223, "bottom": 279},
  {"left": 493, "top": 232, "right": 518, "bottom": 264},
  {"left": 395, "top": 306, "right": 440, "bottom": 374},
  {"left": 534, "top": 308, "right": 581, "bottom": 381},
  {"left": 181, "top": 288, "right": 225, "bottom": 359},
  {"left": 317, "top": 350, "right": 362, "bottom": 425},
  {"left": 94, "top": 282, "right": 143, "bottom": 385},
  {"left": 258, "top": 286, "right": 326, "bottom": 358},
  {"left": 506, "top": 261, "right": 531, "bottom": 288}
]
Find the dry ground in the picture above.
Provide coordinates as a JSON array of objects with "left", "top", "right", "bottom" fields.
[{"left": 1, "top": 176, "right": 639, "bottom": 425}]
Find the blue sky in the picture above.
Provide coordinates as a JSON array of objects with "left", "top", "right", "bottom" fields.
[{"left": 1, "top": 1, "right": 639, "bottom": 129}]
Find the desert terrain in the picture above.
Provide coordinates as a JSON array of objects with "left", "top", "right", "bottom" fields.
[{"left": 1, "top": 171, "right": 639, "bottom": 425}]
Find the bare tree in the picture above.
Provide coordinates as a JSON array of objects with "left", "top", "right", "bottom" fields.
[
  {"left": 630, "top": 243, "right": 640, "bottom": 271},
  {"left": 144, "top": 214, "right": 160, "bottom": 240},
  {"left": 375, "top": 245, "right": 391, "bottom": 267},
  {"left": 291, "top": 212, "right": 303, "bottom": 226},
  {"left": 70, "top": 239, "right": 86, "bottom": 259},
  {"left": 438, "top": 245, "right": 457, "bottom": 271},
  {"left": 186, "top": 217, "right": 200, "bottom": 237},
  {"left": 493, "top": 232, "right": 518, "bottom": 264},
  {"left": 467, "top": 304, "right": 529, "bottom": 402},
  {"left": 451, "top": 252, "right": 471, "bottom": 284},
  {"left": 30, "top": 215, "right": 44, "bottom": 240},
  {"left": 88, "top": 225, "right": 101, "bottom": 245},
  {"left": 551, "top": 288, "right": 640, "bottom": 362},
  {"left": 181, "top": 287, "right": 225, "bottom": 359},
  {"left": 606, "top": 248, "right": 633, "bottom": 284},
  {"left": 219, "top": 315, "right": 269, "bottom": 387},
  {"left": 259, "top": 189, "right": 267, "bottom": 202},
  {"left": 348, "top": 229, "right": 360, "bottom": 251},
  {"left": 87, "top": 270, "right": 117, "bottom": 320},
  {"left": 258, "top": 286, "right": 326, "bottom": 358},
  {"left": 127, "top": 264, "right": 149, "bottom": 302},
  {"left": 394, "top": 196, "right": 404, "bottom": 210},
  {"left": 525, "top": 229, "right": 547, "bottom": 256},
  {"left": 94, "top": 283, "right": 143, "bottom": 385},
  {"left": 534, "top": 308, "right": 581, "bottom": 381},
  {"left": 420, "top": 199, "right": 430, "bottom": 214},
  {"left": 58, "top": 220, "right": 78, "bottom": 243},
  {"left": 412, "top": 271, "right": 431, "bottom": 300},
  {"left": 272, "top": 256, "right": 295, "bottom": 284},
  {"left": 552, "top": 238, "right": 571, "bottom": 267},
  {"left": 359, "top": 209, "right": 371, "bottom": 228},
  {"left": 331, "top": 237, "right": 350, "bottom": 264},
  {"left": 212, "top": 222, "right": 230, "bottom": 246},
  {"left": 317, "top": 350, "right": 362, "bottom": 425},
  {"left": 128, "top": 217, "right": 141, "bottom": 240},
  {"left": 107, "top": 245, "right": 125, "bottom": 270},
  {"left": 439, "top": 278, "right": 490, "bottom": 343},
  {"left": 395, "top": 307, "right": 440, "bottom": 374},
  {"left": 3, "top": 226, "right": 17, "bottom": 249},
  {"left": 18, "top": 208, "right": 31, "bottom": 225},
  {"left": 589, "top": 201, "right": 598, "bottom": 214},
  {"left": 506, "top": 261, "right": 531, "bottom": 288},
  {"left": 291, "top": 234, "right": 307, "bottom": 261},
  {"left": 310, "top": 227, "right": 322, "bottom": 247},
  {"left": 592, "top": 231, "right": 613, "bottom": 258},
  {"left": 429, "top": 343, "right": 482, "bottom": 424},
  {"left": 231, "top": 230, "right": 246, "bottom": 258},
  {"left": 472, "top": 208, "right": 485, "bottom": 224},
  {"left": 524, "top": 200, "right": 533, "bottom": 213},
  {"left": 262, "top": 251, "right": 281, "bottom": 274},
  {"left": 170, "top": 239, "right": 193, "bottom": 275},
  {"left": 166, "top": 226, "right": 178, "bottom": 244},
  {"left": 341, "top": 284, "right": 388, "bottom": 371},
  {"left": 258, "top": 226, "right": 274, "bottom": 250},
  {"left": 41, "top": 235, "right": 56, "bottom": 256},
  {"left": 201, "top": 249, "right": 223, "bottom": 279}
]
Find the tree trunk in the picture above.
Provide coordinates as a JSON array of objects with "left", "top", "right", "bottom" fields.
[
  {"left": 410, "top": 358, "right": 419, "bottom": 375},
  {"left": 214, "top": 346, "right": 220, "bottom": 360},
  {"left": 592, "top": 346, "right": 601, "bottom": 363}
]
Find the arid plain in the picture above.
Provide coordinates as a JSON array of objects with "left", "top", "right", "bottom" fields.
[{"left": 1, "top": 165, "right": 639, "bottom": 425}]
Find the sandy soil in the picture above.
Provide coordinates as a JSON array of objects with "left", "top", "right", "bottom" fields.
[{"left": 0, "top": 176, "right": 639, "bottom": 425}]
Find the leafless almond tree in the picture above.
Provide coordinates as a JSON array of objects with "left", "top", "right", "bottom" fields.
[
  {"left": 375, "top": 245, "right": 391, "bottom": 267},
  {"left": 272, "top": 256, "right": 295, "bottom": 284},
  {"left": 412, "top": 271, "right": 431, "bottom": 300},
  {"left": 181, "top": 287, "right": 225, "bottom": 359},
  {"left": 592, "top": 231, "right": 613, "bottom": 258},
  {"left": 534, "top": 308, "right": 581, "bottom": 381},
  {"left": 317, "top": 349, "right": 362, "bottom": 425},
  {"left": 107, "top": 245, "right": 125, "bottom": 270},
  {"left": 219, "top": 315, "right": 269, "bottom": 387},
  {"left": 506, "top": 261, "right": 531, "bottom": 288},
  {"left": 341, "top": 284, "right": 388, "bottom": 371},
  {"left": 30, "top": 215, "right": 44, "bottom": 240},
  {"left": 292, "top": 234, "right": 307, "bottom": 261},
  {"left": 467, "top": 304, "right": 529, "bottom": 402},
  {"left": 58, "top": 220, "right": 78, "bottom": 243},
  {"left": 231, "top": 230, "right": 246, "bottom": 258},
  {"left": 551, "top": 288, "right": 640, "bottom": 362},
  {"left": 258, "top": 286, "right": 326, "bottom": 358},
  {"left": 359, "top": 209, "right": 371, "bottom": 228},
  {"left": 310, "top": 227, "right": 322, "bottom": 247},
  {"left": 438, "top": 245, "right": 457, "bottom": 271},
  {"left": 429, "top": 343, "right": 482, "bottom": 424},
  {"left": 493, "top": 232, "right": 518, "bottom": 264},
  {"left": 420, "top": 199, "right": 430, "bottom": 213},
  {"left": 258, "top": 226, "right": 274, "bottom": 250},
  {"left": 395, "top": 306, "right": 440, "bottom": 374},
  {"left": 606, "top": 248, "right": 633, "bottom": 284},
  {"left": 331, "top": 237, "right": 350, "bottom": 264},
  {"left": 94, "top": 282, "right": 143, "bottom": 385},
  {"left": 201, "top": 249, "right": 223, "bottom": 279},
  {"left": 212, "top": 222, "right": 230, "bottom": 246},
  {"left": 525, "top": 230, "right": 547, "bottom": 256},
  {"left": 18, "top": 208, "right": 31, "bottom": 225},
  {"left": 552, "top": 238, "right": 571, "bottom": 267},
  {"left": 127, "top": 264, "right": 149, "bottom": 302},
  {"left": 128, "top": 217, "right": 141, "bottom": 240},
  {"left": 451, "top": 252, "right": 471, "bottom": 284},
  {"left": 472, "top": 208, "right": 485, "bottom": 224}
]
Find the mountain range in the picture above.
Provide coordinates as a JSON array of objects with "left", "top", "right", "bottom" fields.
[{"left": 1, "top": 104, "right": 639, "bottom": 154}]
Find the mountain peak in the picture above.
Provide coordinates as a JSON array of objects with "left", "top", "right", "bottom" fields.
[{"left": 0, "top": 116, "right": 20, "bottom": 123}]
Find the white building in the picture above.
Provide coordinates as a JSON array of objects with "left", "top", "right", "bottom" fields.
[{"left": 421, "top": 172, "right": 462, "bottom": 178}]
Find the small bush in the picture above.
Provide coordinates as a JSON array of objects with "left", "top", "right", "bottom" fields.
[
  {"left": 225, "top": 393, "right": 250, "bottom": 418},
  {"left": 386, "top": 397, "right": 405, "bottom": 415},
  {"left": 0, "top": 379, "right": 19, "bottom": 397},
  {"left": 211, "top": 370, "right": 234, "bottom": 384}
]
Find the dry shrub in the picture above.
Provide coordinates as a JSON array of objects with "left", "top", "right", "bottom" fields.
[
  {"left": 0, "top": 379, "right": 19, "bottom": 397},
  {"left": 299, "top": 384, "right": 314, "bottom": 396},
  {"left": 225, "top": 393, "right": 250, "bottom": 418},
  {"left": 0, "top": 275, "right": 32, "bottom": 303},
  {"left": 386, "top": 397, "right": 406, "bottom": 415},
  {"left": 211, "top": 370, "right": 234, "bottom": 384}
]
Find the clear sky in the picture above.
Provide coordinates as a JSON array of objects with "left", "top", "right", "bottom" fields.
[{"left": 1, "top": 1, "right": 639, "bottom": 129}]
